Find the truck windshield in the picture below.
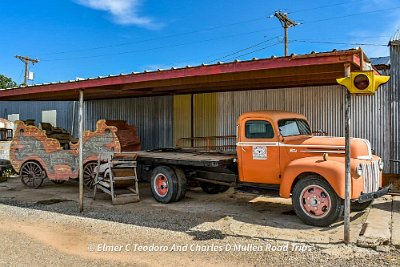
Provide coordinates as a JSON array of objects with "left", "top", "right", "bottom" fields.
[{"left": 278, "top": 119, "right": 311, "bottom": 137}]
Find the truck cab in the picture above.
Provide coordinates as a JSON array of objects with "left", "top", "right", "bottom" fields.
[{"left": 237, "top": 111, "right": 390, "bottom": 226}]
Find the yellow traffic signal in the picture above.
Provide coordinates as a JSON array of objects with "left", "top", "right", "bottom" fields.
[{"left": 336, "top": 71, "right": 390, "bottom": 94}]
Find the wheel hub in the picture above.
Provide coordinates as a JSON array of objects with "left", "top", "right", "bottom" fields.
[
  {"left": 301, "top": 185, "right": 331, "bottom": 218},
  {"left": 154, "top": 174, "right": 168, "bottom": 197}
]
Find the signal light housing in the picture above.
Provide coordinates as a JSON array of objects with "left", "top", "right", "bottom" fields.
[{"left": 336, "top": 71, "right": 390, "bottom": 94}]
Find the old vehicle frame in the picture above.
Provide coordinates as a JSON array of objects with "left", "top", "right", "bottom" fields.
[{"left": 9, "top": 120, "right": 124, "bottom": 188}]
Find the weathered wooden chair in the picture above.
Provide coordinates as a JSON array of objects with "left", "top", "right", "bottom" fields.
[{"left": 93, "top": 152, "right": 140, "bottom": 205}]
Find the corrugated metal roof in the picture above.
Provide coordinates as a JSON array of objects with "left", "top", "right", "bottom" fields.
[
  {"left": 0, "top": 48, "right": 375, "bottom": 101},
  {"left": 4, "top": 48, "right": 361, "bottom": 90},
  {"left": 371, "top": 56, "right": 390, "bottom": 66}
]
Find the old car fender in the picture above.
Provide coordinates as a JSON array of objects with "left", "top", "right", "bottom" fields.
[{"left": 280, "top": 157, "right": 346, "bottom": 199}]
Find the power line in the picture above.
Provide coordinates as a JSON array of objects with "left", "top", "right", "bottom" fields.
[
  {"left": 37, "top": 17, "right": 267, "bottom": 57},
  {"left": 37, "top": 4, "right": 400, "bottom": 63},
  {"left": 37, "top": 1, "right": 365, "bottom": 58},
  {"left": 41, "top": 27, "right": 277, "bottom": 62},
  {"left": 304, "top": 6, "right": 400, "bottom": 23},
  {"left": 289, "top": 1, "right": 360, "bottom": 14},
  {"left": 291, "top": 39, "right": 387, "bottom": 47},
  {"left": 207, "top": 35, "right": 281, "bottom": 63},
  {"left": 223, "top": 41, "right": 282, "bottom": 62}
]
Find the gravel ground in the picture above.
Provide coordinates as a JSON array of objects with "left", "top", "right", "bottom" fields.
[{"left": 0, "top": 177, "right": 398, "bottom": 266}]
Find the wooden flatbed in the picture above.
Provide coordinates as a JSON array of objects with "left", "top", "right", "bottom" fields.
[{"left": 136, "top": 149, "right": 236, "bottom": 168}]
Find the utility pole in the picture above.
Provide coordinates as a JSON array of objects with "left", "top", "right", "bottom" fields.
[
  {"left": 343, "top": 63, "right": 351, "bottom": 244},
  {"left": 15, "top": 55, "right": 39, "bottom": 86},
  {"left": 274, "top": 11, "right": 298, "bottom": 56}
]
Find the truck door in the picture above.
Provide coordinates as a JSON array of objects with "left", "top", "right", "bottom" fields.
[{"left": 237, "top": 119, "right": 280, "bottom": 184}]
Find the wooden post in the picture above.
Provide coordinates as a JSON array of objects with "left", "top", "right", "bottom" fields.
[
  {"left": 79, "top": 90, "right": 84, "bottom": 212},
  {"left": 344, "top": 63, "right": 351, "bottom": 244},
  {"left": 190, "top": 94, "right": 194, "bottom": 148}
]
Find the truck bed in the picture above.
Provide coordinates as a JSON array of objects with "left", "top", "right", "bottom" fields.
[{"left": 136, "top": 148, "right": 236, "bottom": 167}]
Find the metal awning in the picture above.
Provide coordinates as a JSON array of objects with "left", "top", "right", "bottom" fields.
[{"left": 0, "top": 48, "right": 374, "bottom": 101}]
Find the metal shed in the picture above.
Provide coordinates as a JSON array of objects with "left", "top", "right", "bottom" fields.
[{"left": 0, "top": 48, "right": 398, "bottom": 174}]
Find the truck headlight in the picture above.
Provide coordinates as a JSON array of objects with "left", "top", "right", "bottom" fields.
[
  {"left": 356, "top": 164, "right": 363, "bottom": 176},
  {"left": 378, "top": 159, "right": 384, "bottom": 170}
]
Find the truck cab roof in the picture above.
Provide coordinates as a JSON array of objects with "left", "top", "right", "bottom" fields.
[{"left": 238, "top": 110, "right": 307, "bottom": 122}]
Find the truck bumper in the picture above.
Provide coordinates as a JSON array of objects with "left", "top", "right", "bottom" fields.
[{"left": 357, "top": 184, "right": 393, "bottom": 203}]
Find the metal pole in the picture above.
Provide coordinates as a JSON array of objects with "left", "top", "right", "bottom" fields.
[
  {"left": 190, "top": 94, "right": 194, "bottom": 148},
  {"left": 344, "top": 63, "right": 351, "bottom": 244},
  {"left": 79, "top": 90, "right": 84, "bottom": 212},
  {"left": 284, "top": 26, "right": 288, "bottom": 56}
]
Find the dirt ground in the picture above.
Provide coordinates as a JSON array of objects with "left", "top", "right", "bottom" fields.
[{"left": 0, "top": 176, "right": 398, "bottom": 266}]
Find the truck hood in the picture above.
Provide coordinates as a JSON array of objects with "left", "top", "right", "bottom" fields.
[{"left": 282, "top": 136, "right": 372, "bottom": 160}]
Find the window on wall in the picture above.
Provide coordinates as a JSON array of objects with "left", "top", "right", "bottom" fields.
[
  {"left": 42, "top": 110, "right": 57, "bottom": 126},
  {"left": 245, "top": 120, "right": 274, "bottom": 139},
  {"left": 7, "top": 114, "right": 19, "bottom": 122}
]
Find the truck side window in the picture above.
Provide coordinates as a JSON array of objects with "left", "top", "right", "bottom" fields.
[{"left": 245, "top": 120, "right": 274, "bottom": 139}]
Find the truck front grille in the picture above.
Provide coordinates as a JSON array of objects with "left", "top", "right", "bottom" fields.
[{"left": 361, "top": 161, "right": 381, "bottom": 193}]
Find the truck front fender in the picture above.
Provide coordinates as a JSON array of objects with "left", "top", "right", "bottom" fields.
[{"left": 280, "top": 157, "right": 346, "bottom": 199}]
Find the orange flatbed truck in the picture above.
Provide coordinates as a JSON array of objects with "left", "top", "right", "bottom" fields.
[{"left": 132, "top": 111, "right": 391, "bottom": 227}]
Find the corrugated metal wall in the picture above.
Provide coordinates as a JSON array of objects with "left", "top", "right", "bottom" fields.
[
  {"left": 216, "top": 85, "right": 394, "bottom": 173},
  {"left": 390, "top": 44, "right": 400, "bottom": 173},
  {"left": 217, "top": 86, "right": 345, "bottom": 137},
  {"left": 0, "top": 101, "right": 75, "bottom": 133},
  {"left": 194, "top": 93, "right": 218, "bottom": 138},
  {"left": 85, "top": 96, "right": 173, "bottom": 150},
  {"left": 173, "top": 95, "right": 191, "bottom": 145},
  {"left": 173, "top": 93, "right": 218, "bottom": 146}
]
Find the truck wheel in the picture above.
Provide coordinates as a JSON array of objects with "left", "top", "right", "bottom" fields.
[
  {"left": 172, "top": 167, "right": 187, "bottom": 202},
  {"left": 292, "top": 175, "right": 342, "bottom": 227},
  {"left": 20, "top": 161, "right": 46, "bottom": 189},
  {"left": 150, "top": 166, "right": 179, "bottom": 203},
  {"left": 351, "top": 200, "right": 373, "bottom": 212},
  {"left": 219, "top": 185, "right": 230, "bottom": 193},
  {"left": 200, "top": 182, "right": 229, "bottom": 194}
]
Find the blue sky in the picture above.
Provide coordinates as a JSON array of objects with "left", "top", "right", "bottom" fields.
[{"left": 1, "top": 0, "right": 399, "bottom": 85}]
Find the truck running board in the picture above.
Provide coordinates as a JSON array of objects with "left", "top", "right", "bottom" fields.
[{"left": 235, "top": 184, "right": 280, "bottom": 197}]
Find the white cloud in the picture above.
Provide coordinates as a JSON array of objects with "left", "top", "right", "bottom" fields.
[{"left": 76, "top": 0, "right": 161, "bottom": 29}]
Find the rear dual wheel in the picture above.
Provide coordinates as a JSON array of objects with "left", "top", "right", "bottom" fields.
[{"left": 150, "top": 166, "right": 187, "bottom": 203}]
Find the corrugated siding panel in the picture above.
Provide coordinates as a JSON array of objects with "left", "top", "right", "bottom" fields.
[
  {"left": 194, "top": 93, "right": 218, "bottom": 137},
  {"left": 217, "top": 86, "right": 345, "bottom": 137},
  {"left": 351, "top": 69, "right": 391, "bottom": 172},
  {"left": 173, "top": 95, "right": 191, "bottom": 146},
  {"left": 390, "top": 45, "right": 400, "bottom": 173},
  {"left": 85, "top": 96, "right": 173, "bottom": 150},
  {"left": 0, "top": 101, "right": 75, "bottom": 133},
  {"left": 218, "top": 85, "right": 394, "bottom": 173}
]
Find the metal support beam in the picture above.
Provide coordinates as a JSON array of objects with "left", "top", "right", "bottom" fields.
[
  {"left": 344, "top": 63, "right": 351, "bottom": 244},
  {"left": 79, "top": 90, "right": 84, "bottom": 212}
]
